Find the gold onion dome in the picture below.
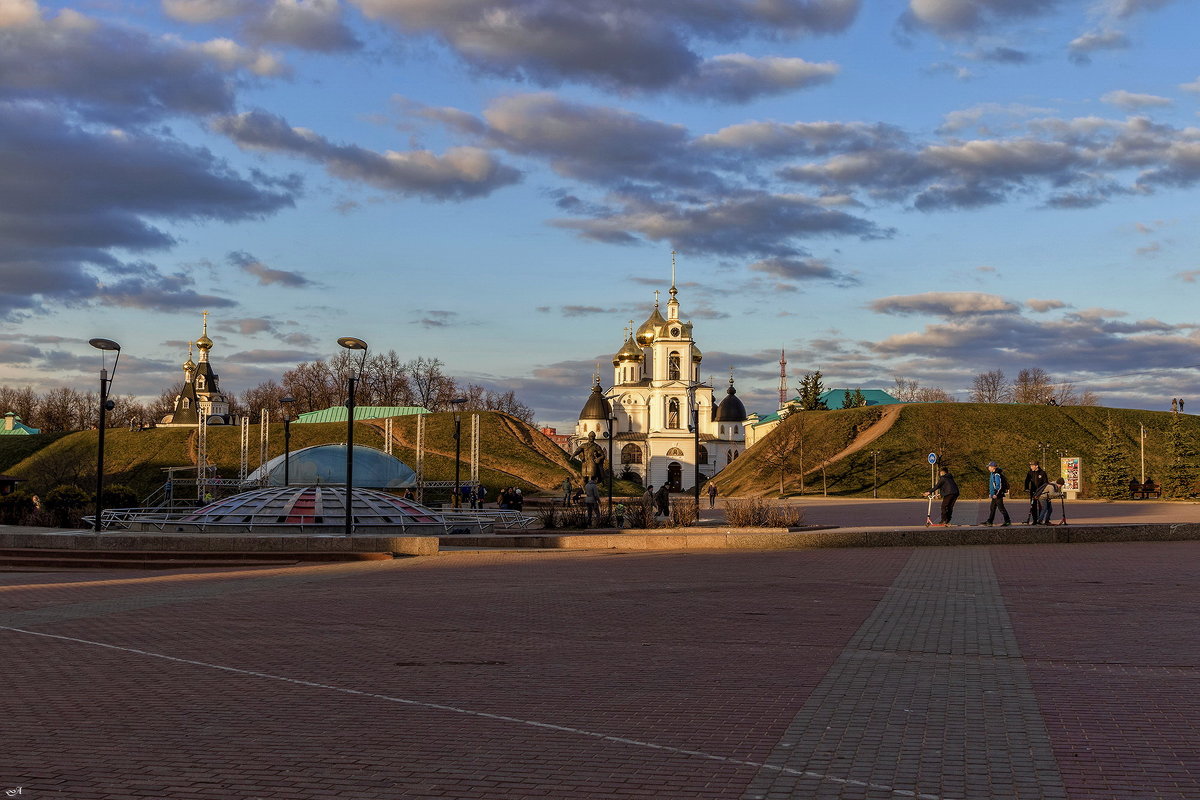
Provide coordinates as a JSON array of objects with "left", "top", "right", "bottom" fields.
[
  {"left": 614, "top": 334, "right": 643, "bottom": 364},
  {"left": 196, "top": 333, "right": 213, "bottom": 351},
  {"left": 635, "top": 305, "right": 666, "bottom": 347},
  {"left": 183, "top": 342, "right": 196, "bottom": 371}
]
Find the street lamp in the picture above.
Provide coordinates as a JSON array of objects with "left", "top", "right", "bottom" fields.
[
  {"left": 870, "top": 449, "right": 881, "bottom": 499},
  {"left": 337, "top": 336, "right": 368, "bottom": 537},
  {"left": 450, "top": 397, "right": 468, "bottom": 508},
  {"left": 88, "top": 338, "right": 121, "bottom": 532},
  {"left": 688, "top": 386, "right": 701, "bottom": 506},
  {"left": 280, "top": 396, "right": 295, "bottom": 487},
  {"left": 1037, "top": 441, "right": 1049, "bottom": 468}
]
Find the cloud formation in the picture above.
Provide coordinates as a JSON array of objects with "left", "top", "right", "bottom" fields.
[
  {"left": 227, "top": 250, "right": 313, "bottom": 287},
  {"left": 351, "top": 0, "right": 857, "bottom": 98},
  {"left": 164, "top": 0, "right": 361, "bottom": 51},
  {"left": 214, "top": 109, "right": 522, "bottom": 200}
]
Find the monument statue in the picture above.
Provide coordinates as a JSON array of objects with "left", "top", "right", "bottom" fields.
[{"left": 571, "top": 431, "right": 609, "bottom": 481}]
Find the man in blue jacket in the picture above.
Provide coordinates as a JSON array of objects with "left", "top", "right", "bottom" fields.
[{"left": 984, "top": 461, "right": 1011, "bottom": 526}]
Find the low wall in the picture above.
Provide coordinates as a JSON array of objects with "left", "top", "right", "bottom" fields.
[{"left": 0, "top": 529, "right": 439, "bottom": 557}]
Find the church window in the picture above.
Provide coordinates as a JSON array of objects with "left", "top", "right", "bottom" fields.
[
  {"left": 719, "top": 425, "right": 724, "bottom": 436},
  {"left": 622, "top": 444, "right": 643, "bottom": 464},
  {"left": 196, "top": 375, "right": 205, "bottom": 389},
  {"left": 698, "top": 445, "right": 708, "bottom": 464},
  {"left": 666, "top": 447, "right": 684, "bottom": 457},
  {"left": 668, "top": 352, "right": 681, "bottom": 380},
  {"left": 182, "top": 398, "right": 190, "bottom": 409},
  {"left": 667, "top": 398, "right": 680, "bottom": 429}
]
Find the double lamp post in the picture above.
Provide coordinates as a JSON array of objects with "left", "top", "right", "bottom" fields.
[{"left": 88, "top": 337, "right": 122, "bottom": 532}]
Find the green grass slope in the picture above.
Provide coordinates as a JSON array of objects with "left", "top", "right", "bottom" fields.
[
  {"left": 5, "top": 411, "right": 589, "bottom": 500},
  {"left": 722, "top": 403, "right": 1199, "bottom": 499},
  {"left": 0, "top": 432, "right": 72, "bottom": 473}
]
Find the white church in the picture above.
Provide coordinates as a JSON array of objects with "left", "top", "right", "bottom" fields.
[{"left": 573, "top": 275, "right": 747, "bottom": 492}]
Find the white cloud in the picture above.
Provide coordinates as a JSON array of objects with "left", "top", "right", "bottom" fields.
[{"left": 1101, "top": 89, "right": 1172, "bottom": 110}]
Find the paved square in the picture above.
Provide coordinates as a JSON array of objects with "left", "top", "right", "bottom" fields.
[{"left": 2, "top": 542, "right": 1196, "bottom": 799}]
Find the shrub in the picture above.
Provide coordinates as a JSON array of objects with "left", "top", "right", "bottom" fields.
[
  {"left": 43, "top": 484, "right": 91, "bottom": 528},
  {"left": 723, "top": 498, "right": 804, "bottom": 528},
  {"left": 0, "top": 490, "right": 35, "bottom": 524},
  {"left": 669, "top": 497, "right": 699, "bottom": 527},
  {"left": 102, "top": 484, "right": 139, "bottom": 509},
  {"left": 536, "top": 504, "right": 559, "bottom": 530},
  {"left": 624, "top": 498, "right": 657, "bottom": 529},
  {"left": 559, "top": 506, "right": 588, "bottom": 529}
]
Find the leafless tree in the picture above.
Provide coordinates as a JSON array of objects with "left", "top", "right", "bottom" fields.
[
  {"left": 892, "top": 377, "right": 921, "bottom": 402},
  {"left": 914, "top": 387, "right": 956, "bottom": 402},
  {"left": 1013, "top": 368, "right": 1055, "bottom": 404},
  {"left": 970, "top": 370, "right": 1011, "bottom": 403}
]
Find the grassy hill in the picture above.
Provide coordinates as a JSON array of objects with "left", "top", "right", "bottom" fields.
[
  {"left": 718, "top": 403, "right": 1199, "bottom": 499},
  {"left": 0, "top": 412, "right": 596, "bottom": 501}
]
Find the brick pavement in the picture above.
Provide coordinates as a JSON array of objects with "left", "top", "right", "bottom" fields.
[{"left": 1, "top": 543, "right": 1197, "bottom": 799}]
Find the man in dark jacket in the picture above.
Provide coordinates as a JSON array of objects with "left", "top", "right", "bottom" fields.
[
  {"left": 1023, "top": 461, "right": 1049, "bottom": 524},
  {"left": 924, "top": 466, "right": 960, "bottom": 525}
]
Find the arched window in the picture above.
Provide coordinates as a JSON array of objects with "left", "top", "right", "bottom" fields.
[
  {"left": 667, "top": 398, "right": 680, "bottom": 429},
  {"left": 196, "top": 375, "right": 205, "bottom": 389},
  {"left": 621, "top": 443, "right": 643, "bottom": 464},
  {"left": 727, "top": 449, "right": 735, "bottom": 464},
  {"left": 182, "top": 398, "right": 190, "bottom": 409},
  {"left": 666, "top": 447, "right": 684, "bottom": 457},
  {"left": 698, "top": 445, "right": 708, "bottom": 465},
  {"left": 668, "top": 351, "right": 681, "bottom": 380}
]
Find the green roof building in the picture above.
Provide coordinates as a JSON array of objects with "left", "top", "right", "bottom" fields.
[
  {"left": 295, "top": 406, "right": 430, "bottom": 424},
  {"left": 0, "top": 412, "right": 39, "bottom": 435}
]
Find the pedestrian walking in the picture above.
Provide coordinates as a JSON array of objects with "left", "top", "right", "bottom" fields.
[
  {"left": 562, "top": 477, "right": 573, "bottom": 506},
  {"left": 984, "top": 461, "right": 1011, "bottom": 526},
  {"left": 923, "top": 466, "right": 960, "bottom": 525},
  {"left": 583, "top": 477, "right": 600, "bottom": 527},
  {"left": 1023, "top": 461, "right": 1048, "bottom": 524},
  {"left": 707, "top": 482, "right": 718, "bottom": 508}
]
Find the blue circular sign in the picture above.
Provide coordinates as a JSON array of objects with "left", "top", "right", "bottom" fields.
[{"left": 927, "top": 453, "right": 938, "bottom": 465}]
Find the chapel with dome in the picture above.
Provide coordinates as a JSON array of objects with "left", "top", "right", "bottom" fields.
[
  {"left": 573, "top": 260, "right": 747, "bottom": 491},
  {"left": 159, "top": 311, "right": 235, "bottom": 427}
]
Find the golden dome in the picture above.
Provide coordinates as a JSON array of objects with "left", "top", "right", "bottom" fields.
[
  {"left": 196, "top": 334, "right": 213, "bottom": 350},
  {"left": 614, "top": 334, "right": 643, "bottom": 364},
  {"left": 183, "top": 342, "right": 196, "bottom": 371},
  {"left": 635, "top": 305, "right": 666, "bottom": 347}
]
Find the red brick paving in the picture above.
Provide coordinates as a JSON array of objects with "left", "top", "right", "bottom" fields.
[
  {"left": 1, "top": 543, "right": 1198, "bottom": 799},
  {"left": 994, "top": 542, "right": 1200, "bottom": 800}
]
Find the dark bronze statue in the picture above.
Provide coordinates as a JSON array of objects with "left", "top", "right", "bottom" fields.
[{"left": 571, "top": 431, "right": 609, "bottom": 481}]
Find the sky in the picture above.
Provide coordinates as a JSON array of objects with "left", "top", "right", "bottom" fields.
[{"left": 2, "top": 0, "right": 1199, "bottom": 431}]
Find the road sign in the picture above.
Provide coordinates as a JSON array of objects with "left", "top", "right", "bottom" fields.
[{"left": 927, "top": 453, "right": 938, "bottom": 465}]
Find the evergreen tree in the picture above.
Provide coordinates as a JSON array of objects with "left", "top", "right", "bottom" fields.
[
  {"left": 1162, "top": 412, "right": 1198, "bottom": 498},
  {"left": 797, "top": 371, "right": 828, "bottom": 411},
  {"left": 852, "top": 388, "right": 867, "bottom": 408},
  {"left": 842, "top": 390, "right": 854, "bottom": 410},
  {"left": 1093, "top": 416, "right": 1132, "bottom": 500}
]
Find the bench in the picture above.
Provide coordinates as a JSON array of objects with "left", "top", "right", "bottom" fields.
[{"left": 1129, "top": 480, "right": 1161, "bottom": 499}]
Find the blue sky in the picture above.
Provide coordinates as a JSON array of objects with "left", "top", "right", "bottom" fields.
[{"left": 2, "top": 0, "right": 1199, "bottom": 429}]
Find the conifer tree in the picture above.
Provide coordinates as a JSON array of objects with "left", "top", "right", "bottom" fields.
[
  {"left": 1162, "top": 412, "right": 1198, "bottom": 498},
  {"left": 1093, "top": 416, "right": 1132, "bottom": 499},
  {"left": 797, "top": 371, "right": 828, "bottom": 411}
]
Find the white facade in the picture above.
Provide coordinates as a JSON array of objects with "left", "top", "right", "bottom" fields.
[{"left": 573, "top": 283, "right": 746, "bottom": 492}]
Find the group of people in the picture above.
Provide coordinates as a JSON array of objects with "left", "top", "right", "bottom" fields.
[
  {"left": 924, "top": 459, "right": 1066, "bottom": 526},
  {"left": 495, "top": 486, "right": 524, "bottom": 510}
]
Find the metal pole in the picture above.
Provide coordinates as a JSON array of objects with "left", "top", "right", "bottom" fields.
[
  {"left": 607, "top": 417, "right": 614, "bottom": 518},
  {"left": 453, "top": 412, "right": 462, "bottom": 508},
  {"left": 95, "top": 367, "right": 107, "bottom": 532},
  {"left": 872, "top": 450, "right": 878, "bottom": 499},
  {"left": 283, "top": 418, "right": 291, "bottom": 487},
  {"left": 345, "top": 374, "right": 356, "bottom": 537},
  {"left": 1140, "top": 423, "right": 1145, "bottom": 484}
]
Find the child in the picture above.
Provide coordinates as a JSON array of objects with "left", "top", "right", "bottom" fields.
[{"left": 615, "top": 502, "right": 626, "bottom": 528}]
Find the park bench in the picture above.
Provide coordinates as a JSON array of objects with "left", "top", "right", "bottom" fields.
[{"left": 1129, "top": 480, "right": 1161, "bottom": 499}]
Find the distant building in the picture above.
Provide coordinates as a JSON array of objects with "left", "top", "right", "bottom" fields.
[
  {"left": 159, "top": 311, "right": 235, "bottom": 427},
  {"left": 745, "top": 388, "right": 900, "bottom": 447},
  {"left": 0, "top": 412, "right": 39, "bottom": 435},
  {"left": 539, "top": 427, "right": 571, "bottom": 451}
]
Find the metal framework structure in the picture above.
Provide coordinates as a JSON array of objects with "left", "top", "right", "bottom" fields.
[
  {"left": 415, "top": 412, "right": 425, "bottom": 503},
  {"left": 197, "top": 414, "right": 208, "bottom": 501},
  {"left": 239, "top": 416, "right": 249, "bottom": 482},
  {"left": 384, "top": 417, "right": 393, "bottom": 456},
  {"left": 470, "top": 412, "right": 480, "bottom": 484},
  {"left": 259, "top": 409, "right": 269, "bottom": 482}
]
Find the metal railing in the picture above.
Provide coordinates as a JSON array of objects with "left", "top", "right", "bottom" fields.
[{"left": 87, "top": 507, "right": 493, "bottom": 536}]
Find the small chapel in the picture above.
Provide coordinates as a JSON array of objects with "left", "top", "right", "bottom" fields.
[
  {"left": 573, "top": 264, "right": 747, "bottom": 491},
  {"left": 158, "top": 311, "right": 235, "bottom": 427}
]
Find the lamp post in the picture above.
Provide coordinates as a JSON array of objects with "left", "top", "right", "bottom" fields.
[
  {"left": 870, "top": 449, "right": 880, "bottom": 499},
  {"left": 689, "top": 386, "right": 701, "bottom": 506},
  {"left": 1037, "top": 441, "right": 1049, "bottom": 468},
  {"left": 88, "top": 338, "right": 121, "bottom": 532},
  {"left": 337, "top": 337, "right": 368, "bottom": 537},
  {"left": 451, "top": 397, "right": 468, "bottom": 508},
  {"left": 281, "top": 396, "right": 295, "bottom": 486}
]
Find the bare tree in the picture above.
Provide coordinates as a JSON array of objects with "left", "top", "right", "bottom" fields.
[
  {"left": 970, "top": 370, "right": 1010, "bottom": 403},
  {"left": 892, "top": 377, "right": 921, "bottom": 402},
  {"left": 406, "top": 356, "right": 458, "bottom": 411},
  {"left": 1013, "top": 368, "right": 1055, "bottom": 404},
  {"left": 914, "top": 387, "right": 956, "bottom": 402},
  {"left": 755, "top": 414, "right": 806, "bottom": 495}
]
